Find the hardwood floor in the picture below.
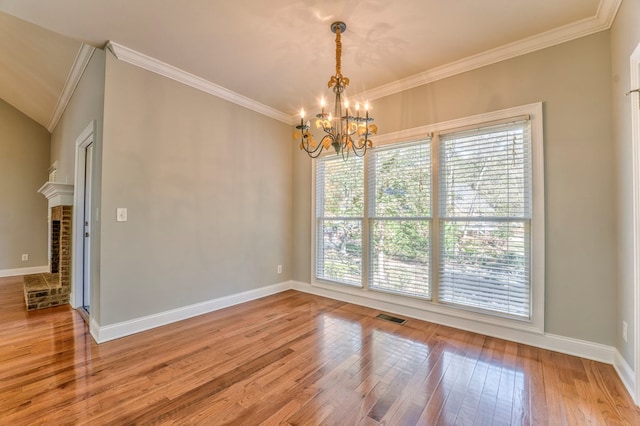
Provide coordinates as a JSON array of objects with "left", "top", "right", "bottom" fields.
[{"left": 1, "top": 275, "right": 638, "bottom": 425}]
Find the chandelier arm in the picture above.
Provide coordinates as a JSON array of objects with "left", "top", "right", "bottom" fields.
[
  {"left": 297, "top": 126, "right": 321, "bottom": 156},
  {"left": 300, "top": 135, "right": 325, "bottom": 156},
  {"left": 342, "top": 148, "right": 349, "bottom": 161},
  {"left": 307, "top": 145, "right": 327, "bottom": 158}
]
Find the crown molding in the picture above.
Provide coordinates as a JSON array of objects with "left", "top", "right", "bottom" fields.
[
  {"left": 288, "top": 0, "right": 622, "bottom": 123},
  {"left": 37, "top": 181, "right": 74, "bottom": 208},
  {"left": 102, "top": 1, "right": 621, "bottom": 128},
  {"left": 106, "top": 41, "right": 291, "bottom": 124},
  {"left": 597, "top": 0, "right": 623, "bottom": 28},
  {"left": 47, "top": 44, "right": 96, "bottom": 132}
]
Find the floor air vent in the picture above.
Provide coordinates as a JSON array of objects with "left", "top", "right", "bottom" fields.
[{"left": 376, "top": 313, "right": 407, "bottom": 325}]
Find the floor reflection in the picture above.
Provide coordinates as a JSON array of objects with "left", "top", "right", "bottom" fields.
[
  {"left": 313, "top": 309, "right": 526, "bottom": 424},
  {"left": 2, "top": 283, "right": 636, "bottom": 424}
]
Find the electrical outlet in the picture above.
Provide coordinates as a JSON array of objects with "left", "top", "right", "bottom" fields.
[
  {"left": 623, "top": 321, "right": 628, "bottom": 342},
  {"left": 277, "top": 265, "right": 282, "bottom": 274},
  {"left": 21, "top": 254, "right": 28, "bottom": 261}
]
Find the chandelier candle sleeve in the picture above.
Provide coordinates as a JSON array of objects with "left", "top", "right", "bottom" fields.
[{"left": 294, "top": 21, "right": 377, "bottom": 159}]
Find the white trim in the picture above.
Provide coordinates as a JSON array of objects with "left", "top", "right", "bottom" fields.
[
  {"left": 615, "top": 349, "right": 636, "bottom": 403},
  {"left": 71, "top": 122, "right": 96, "bottom": 311},
  {"left": 0, "top": 265, "right": 49, "bottom": 278},
  {"left": 361, "top": 0, "right": 621, "bottom": 103},
  {"left": 307, "top": 280, "right": 542, "bottom": 334},
  {"left": 356, "top": 4, "right": 619, "bottom": 104},
  {"left": 105, "top": 41, "right": 291, "bottom": 125},
  {"left": 92, "top": 281, "right": 290, "bottom": 343},
  {"left": 540, "top": 333, "right": 614, "bottom": 364},
  {"left": 597, "top": 0, "right": 623, "bottom": 29},
  {"left": 291, "top": 281, "right": 613, "bottom": 364},
  {"left": 372, "top": 102, "right": 542, "bottom": 144},
  {"left": 47, "top": 44, "right": 96, "bottom": 132},
  {"left": 630, "top": 41, "right": 640, "bottom": 405},
  {"left": 530, "top": 103, "right": 546, "bottom": 334},
  {"left": 289, "top": 0, "right": 622, "bottom": 124},
  {"left": 75, "top": 2, "right": 620, "bottom": 131},
  {"left": 37, "top": 182, "right": 74, "bottom": 208},
  {"left": 90, "top": 317, "right": 100, "bottom": 343},
  {"left": 310, "top": 159, "right": 317, "bottom": 286}
]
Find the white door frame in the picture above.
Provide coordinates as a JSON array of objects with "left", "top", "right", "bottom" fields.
[
  {"left": 82, "top": 142, "right": 94, "bottom": 310},
  {"left": 71, "top": 121, "right": 96, "bottom": 310},
  {"left": 630, "top": 42, "right": 640, "bottom": 405}
]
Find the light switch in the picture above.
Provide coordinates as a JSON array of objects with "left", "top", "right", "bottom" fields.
[{"left": 116, "top": 208, "right": 128, "bottom": 222}]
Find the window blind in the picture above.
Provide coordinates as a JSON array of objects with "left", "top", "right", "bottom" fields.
[
  {"left": 438, "top": 121, "right": 532, "bottom": 317},
  {"left": 316, "top": 155, "right": 364, "bottom": 286},
  {"left": 369, "top": 141, "right": 431, "bottom": 298}
]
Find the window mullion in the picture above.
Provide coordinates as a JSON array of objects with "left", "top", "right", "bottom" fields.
[
  {"left": 363, "top": 154, "right": 372, "bottom": 290},
  {"left": 431, "top": 132, "right": 440, "bottom": 304}
]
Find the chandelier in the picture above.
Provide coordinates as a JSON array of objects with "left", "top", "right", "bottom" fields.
[{"left": 294, "top": 21, "right": 377, "bottom": 159}]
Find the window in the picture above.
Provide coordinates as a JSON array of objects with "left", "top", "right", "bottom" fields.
[
  {"left": 369, "top": 142, "right": 432, "bottom": 298},
  {"left": 438, "top": 121, "right": 531, "bottom": 318},
  {"left": 312, "top": 104, "right": 543, "bottom": 326},
  {"left": 315, "top": 155, "right": 364, "bottom": 286}
]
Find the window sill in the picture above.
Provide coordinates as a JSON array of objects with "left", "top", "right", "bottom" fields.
[{"left": 308, "top": 278, "right": 543, "bottom": 335}]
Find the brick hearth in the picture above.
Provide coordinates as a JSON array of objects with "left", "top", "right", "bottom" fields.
[
  {"left": 23, "top": 273, "right": 70, "bottom": 310},
  {"left": 23, "top": 205, "right": 72, "bottom": 310}
]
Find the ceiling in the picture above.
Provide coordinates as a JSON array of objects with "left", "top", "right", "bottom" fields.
[{"left": 0, "top": 0, "right": 620, "bottom": 131}]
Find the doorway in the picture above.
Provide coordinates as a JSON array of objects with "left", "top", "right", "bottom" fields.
[
  {"left": 631, "top": 42, "right": 640, "bottom": 405},
  {"left": 82, "top": 142, "right": 94, "bottom": 312},
  {"left": 72, "top": 122, "right": 96, "bottom": 320}
]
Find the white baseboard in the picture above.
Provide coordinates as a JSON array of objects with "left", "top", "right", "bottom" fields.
[
  {"left": 87, "top": 278, "right": 635, "bottom": 404},
  {"left": 93, "top": 281, "right": 290, "bottom": 343},
  {"left": 614, "top": 350, "right": 636, "bottom": 403},
  {"left": 290, "top": 280, "right": 615, "bottom": 364},
  {"left": 90, "top": 317, "right": 100, "bottom": 343},
  {"left": 0, "top": 265, "right": 49, "bottom": 278}
]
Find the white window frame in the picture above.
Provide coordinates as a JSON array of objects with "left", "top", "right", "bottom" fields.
[{"left": 310, "top": 102, "right": 544, "bottom": 334}]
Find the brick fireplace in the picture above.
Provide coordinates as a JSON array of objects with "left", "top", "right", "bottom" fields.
[{"left": 23, "top": 182, "right": 74, "bottom": 310}]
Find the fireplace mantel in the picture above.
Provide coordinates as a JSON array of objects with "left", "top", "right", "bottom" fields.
[{"left": 38, "top": 182, "right": 74, "bottom": 208}]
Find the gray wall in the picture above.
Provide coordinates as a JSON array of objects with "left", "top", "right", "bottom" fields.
[
  {"left": 51, "top": 49, "right": 105, "bottom": 184},
  {"left": 0, "top": 99, "right": 49, "bottom": 271},
  {"left": 50, "top": 48, "right": 106, "bottom": 320},
  {"left": 611, "top": 0, "right": 640, "bottom": 368},
  {"left": 293, "top": 31, "right": 617, "bottom": 346},
  {"left": 99, "top": 52, "right": 293, "bottom": 325}
]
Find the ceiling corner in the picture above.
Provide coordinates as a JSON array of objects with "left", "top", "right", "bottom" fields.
[{"left": 597, "top": 0, "right": 623, "bottom": 29}]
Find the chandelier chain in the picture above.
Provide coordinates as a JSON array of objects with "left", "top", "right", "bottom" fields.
[{"left": 335, "top": 26, "right": 342, "bottom": 78}]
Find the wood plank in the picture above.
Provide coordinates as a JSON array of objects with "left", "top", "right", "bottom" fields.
[{"left": 0, "top": 276, "right": 639, "bottom": 424}]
